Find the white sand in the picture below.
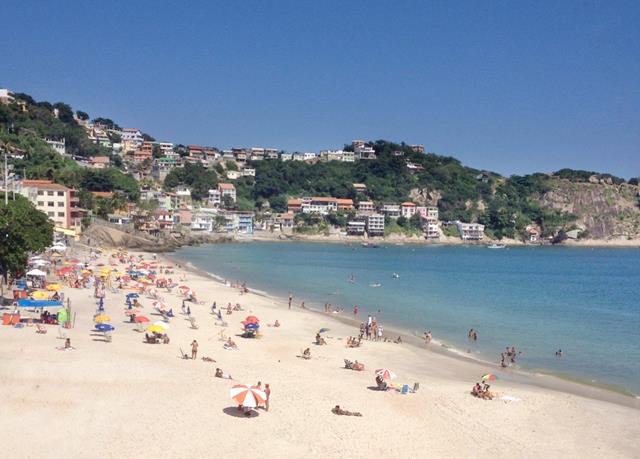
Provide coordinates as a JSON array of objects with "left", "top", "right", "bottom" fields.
[{"left": 1, "top": 246, "right": 639, "bottom": 458}]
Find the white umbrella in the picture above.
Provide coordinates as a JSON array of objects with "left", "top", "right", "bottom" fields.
[
  {"left": 230, "top": 384, "right": 267, "bottom": 408},
  {"left": 152, "top": 321, "right": 170, "bottom": 330},
  {"left": 51, "top": 245, "right": 67, "bottom": 252},
  {"left": 31, "top": 260, "right": 49, "bottom": 266},
  {"left": 26, "top": 269, "right": 47, "bottom": 277}
]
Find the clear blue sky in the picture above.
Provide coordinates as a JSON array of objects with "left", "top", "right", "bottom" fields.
[{"left": 1, "top": 0, "right": 638, "bottom": 178}]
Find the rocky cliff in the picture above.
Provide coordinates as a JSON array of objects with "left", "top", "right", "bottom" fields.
[{"left": 539, "top": 179, "right": 640, "bottom": 240}]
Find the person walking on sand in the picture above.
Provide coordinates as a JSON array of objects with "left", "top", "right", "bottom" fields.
[
  {"left": 191, "top": 340, "right": 199, "bottom": 360},
  {"left": 288, "top": 293, "right": 292, "bottom": 309},
  {"left": 264, "top": 383, "right": 271, "bottom": 411},
  {"left": 353, "top": 305, "right": 358, "bottom": 318}
]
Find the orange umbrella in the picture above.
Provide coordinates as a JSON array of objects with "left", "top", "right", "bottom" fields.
[{"left": 230, "top": 384, "right": 266, "bottom": 408}]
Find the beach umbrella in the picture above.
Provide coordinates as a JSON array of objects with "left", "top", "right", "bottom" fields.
[
  {"left": 94, "top": 314, "right": 111, "bottom": 323},
  {"left": 126, "top": 293, "right": 139, "bottom": 298},
  {"left": 152, "top": 300, "right": 167, "bottom": 310},
  {"left": 481, "top": 373, "right": 499, "bottom": 382},
  {"left": 46, "top": 284, "right": 61, "bottom": 291},
  {"left": 152, "top": 321, "right": 170, "bottom": 330},
  {"left": 179, "top": 285, "right": 190, "bottom": 291},
  {"left": 244, "top": 323, "right": 259, "bottom": 330},
  {"left": 244, "top": 315, "right": 259, "bottom": 324},
  {"left": 95, "top": 323, "right": 115, "bottom": 332},
  {"left": 230, "top": 384, "right": 267, "bottom": 408},
  {"left": 32, "top": 291, "right": 49, "bottom": 300},
  {"left": 124, "top": 309, "right": 141, "bottom": 316},
  {"left": 318, "top": 328, "right": 330, "bottom": 333},
  {"left": 26, "top": 269, "right": 47, "bottom": 277},
  {"left": 146, "top": 324, "right": 165, "bottom": 334},
  {"left": 134, "top": 316, "right": 150, "bottom": 323},
  {"left": 375, "top": 368, "right": 397, "bottom": 380}
]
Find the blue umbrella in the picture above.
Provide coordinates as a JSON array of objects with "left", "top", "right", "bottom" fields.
[
  {"left": 126, "top": 293, "right": 139, "bottom": 298},
  {"left": 95, "top": 323, "right": 115, "bottom": 332},
  {"left": 245, "top": 323, "right": 260, "bottom": 330},
  {"left": 318, "top": 328, "right": 330, "bottom": 333}
]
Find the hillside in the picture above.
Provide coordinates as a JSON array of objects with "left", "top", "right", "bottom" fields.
[{"left": 1, "top": 89, "right": 638, "bottom": 242}]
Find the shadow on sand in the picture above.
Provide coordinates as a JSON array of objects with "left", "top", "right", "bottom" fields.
[{"left": 222, "top": 407, "right": 260, "bottom": 418}]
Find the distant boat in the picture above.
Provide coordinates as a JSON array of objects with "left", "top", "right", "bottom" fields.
[
  {"left": 361, "top": 242, "right": 380, "bottom": 248},
  {"left": 369, "top": 282, "right": 382, "bottom": 288},
  {"left": 392, "top": 272, "right": 400, "bottom": 279},
  {"left": 487, "top": 244, "right": 506, "bottom": 249}
]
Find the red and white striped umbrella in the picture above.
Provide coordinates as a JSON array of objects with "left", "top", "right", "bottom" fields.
[
  {"left": 230, "top": 384, "right": 267, "bottom": 408},
  {"left": 153, "top": 300, "right": 167, "bottom": 310},
  {"left": 375, "top": 368, "right": 397, "bottom": 380}
]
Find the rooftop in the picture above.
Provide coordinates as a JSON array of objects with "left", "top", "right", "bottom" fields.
[{"left": 22, "top": 179, "right": 70, "bottom": 191}]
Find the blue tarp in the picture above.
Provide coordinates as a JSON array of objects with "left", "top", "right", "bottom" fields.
[{"left": 17, "top": 299, "right": 63, "bottom": 308}]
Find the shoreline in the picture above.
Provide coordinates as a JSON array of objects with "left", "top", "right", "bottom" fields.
[{"left": 166, "top": 248, "right": 640, "bottom": 409}]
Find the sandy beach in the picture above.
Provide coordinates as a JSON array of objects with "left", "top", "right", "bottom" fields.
[{"left": 1, "top": 243, "right": 639, "bottom": 458}]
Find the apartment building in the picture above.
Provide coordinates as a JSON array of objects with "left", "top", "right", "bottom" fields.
[
  {"left": 366, "top": 214, "right": 385, "bottom": 236},
  {"left": 19, "top": 179, "right": 84, "bottom": 234},
  {"left": 456, "top": 221, "right": 485, "bottom": 240}
]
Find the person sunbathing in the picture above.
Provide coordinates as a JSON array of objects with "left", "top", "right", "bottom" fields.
[
  {"left": 332, "top": 405, "right": 362, "bottom": 417},
  {"left": 471, "top": 383, "right": 483, "bottom": 397},
  {"left": 224, "top": 338, "right": 238, "bottom": 350},
  {"left": 352, "top": 360, "right": 365, "bottom": 371},
  {"left": 202, "top": 356, "right": 216, "bottom": 363},
  {"left": 375, "top": 375, "right": 388, "bottom": 391},
  {"left": 273, "top": 319, "right": 280, "bottom": 327},
  {"left": 215, "top": 368, "right": 233, "bottom": 379}
]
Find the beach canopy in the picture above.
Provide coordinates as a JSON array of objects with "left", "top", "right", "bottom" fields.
[
  {"left": 95, "top": 323, "right": 114, "bottom": 332},
  {"left": 230, "top": 384, "right": 266, "bottom": 408},
  {"left": 481, "top": 373, "right": 499, "bottom": 382},
  {"left": 17, "top": 299, "right": 62, "bottom": 308},
  {"left": 134, "top": 316, "right": 150, "bottom": 323},
  {"left": 94, "top": 314, "right": 111, "bottom": 323},
  {"left": 146, "top": 324, "right": 165, "bottom": 334},
  {"left": 26, "top": 269, "right": 47, "bottom": 276},
  {"left": 375, "top": 368, "right": 397, "bottom": 380}
]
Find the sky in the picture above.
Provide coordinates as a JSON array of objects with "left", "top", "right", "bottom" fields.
[{"left": 1, "top": 0, "right": 638, "bottom": 178}]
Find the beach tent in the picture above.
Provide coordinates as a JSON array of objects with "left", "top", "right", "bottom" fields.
[
  {"left": 17, "top": 299, "right": 63, "bottom": 308},
  {"left": 26, "top": 269, "right": 47, "bottom": 277}
]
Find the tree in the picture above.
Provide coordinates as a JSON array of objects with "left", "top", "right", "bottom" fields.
[
  {"left": 222, "top": 195, "right": 235, "bottom": 209},
  {"left": 0, "top": 194, "right": 53, "bottom": 284},
  {"left": 142, "top": 133, "right": 155, "bottom": 142},
  {"left": 75, "top": 111, "right": 89, "bottom": 121}
]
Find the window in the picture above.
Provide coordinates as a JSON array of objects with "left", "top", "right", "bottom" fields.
[
  {"left": 37, "top": 201, "right": 44, "bottom": 206},
  {"left": 57, "top": 191, "right": 64, "bottom": 196},
  {"left": 58, "top": 212, "right": 65, "bottom": 217},
  {"left": 47, "top": 191, "right": 54, "bottom": 196},
  {"left": 58, "top": 202, "right": 64, "bottom": 207},
  {"left": 48, "top": 202, "right": 54, "bottom": 207},
  {"left": 37, "top": 190, "right": 44, "bottom": 195},
  {"left": 47, "top": 212, "right": 54, "bottom": 217}
]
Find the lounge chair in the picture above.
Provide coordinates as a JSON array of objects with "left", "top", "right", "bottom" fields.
[
  {"left": 410, "top": 382, "right": 419, "bottom": 393},
  {"left": 188, "top": 317, "right": 199, "bottom": 329},
  {"left": 36, "top": 324, "right": 47, "bottom": 334}
]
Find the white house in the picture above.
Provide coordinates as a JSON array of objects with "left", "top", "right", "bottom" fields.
[
  {"left": 456, "top": 221, "right": 485, "bottom": 240},
  {"left": 401, "top": 202, "right": 417, "bottom": 218}
]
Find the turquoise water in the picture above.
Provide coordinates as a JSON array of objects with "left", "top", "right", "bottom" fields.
[{"left": 173, "top": 242, "right": 640, "bottom": 394}]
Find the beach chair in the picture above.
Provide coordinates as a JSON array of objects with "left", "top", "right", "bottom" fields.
[
  {"left": 36, "top": 324, "right": 47, "bottom": 334},
  {"left": 401, "top": 384, "right": 409, "bottom": 395},
  {"left": 410, "top": 382, "right": 419, "bottom": 393},
  {"left": 188, "top": 316, "right": 199, "bottom": 329}
]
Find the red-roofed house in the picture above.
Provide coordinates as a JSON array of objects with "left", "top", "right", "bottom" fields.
[
  {"left": 401, "top": 202, "right": 416, "bottom": 218},
  {"left": 89, "top": 156, "right": 110, "bottom": 169}
]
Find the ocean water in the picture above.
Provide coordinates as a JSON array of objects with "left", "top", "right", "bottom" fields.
[{"left": 172, "top": 242, "right": 640, "bottom": 395}]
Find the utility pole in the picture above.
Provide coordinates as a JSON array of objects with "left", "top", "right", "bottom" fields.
[{"left": 4, "top": 147, "right": 8, "bottom": 205}]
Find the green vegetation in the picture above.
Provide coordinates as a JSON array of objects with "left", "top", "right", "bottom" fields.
[
  {"left": 163, "top": 162, "right": 218, "bottom": 200},
  {"left": 0, "top": 194, "right": 53, "bottom": 282}
]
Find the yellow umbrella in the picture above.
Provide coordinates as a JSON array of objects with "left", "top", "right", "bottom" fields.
[
  {"left": 94, "top": 314, "right": 111, "bottom": 323},
  {"left": 146, "top": 324, "right": 165, "bottom": 333},
  {"left": 32, "top": 291, "right": 49, "bottom": 299},
  {"left": 46, "top": 284, "right": 61, "bottom": 291}
]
